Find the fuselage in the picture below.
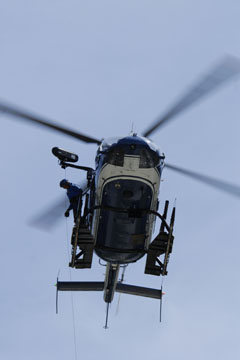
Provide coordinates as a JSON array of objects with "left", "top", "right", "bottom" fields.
[{"left": 91, "top": 134, "right": 164, "bottom": 264}]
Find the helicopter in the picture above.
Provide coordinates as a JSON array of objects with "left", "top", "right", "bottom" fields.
[{"left": 1, "top": 55, "right": 240, "bottom": 328}]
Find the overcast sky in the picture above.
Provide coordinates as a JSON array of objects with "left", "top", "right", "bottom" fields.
[{"left": 0, "top": 1, "right": 240, "bottom": 359}]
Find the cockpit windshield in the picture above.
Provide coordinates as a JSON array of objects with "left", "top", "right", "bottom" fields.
[
  {"left": 96, "top": 135, "right": 163, "bottom": 169},
  {"left": 142, "top": 137, "right": 160, "bottom": 153},
  {"left": 99, "top": 136, "right": 160, "bottom": 153},
  {"left": 99, "top": 137, "right": 122, "bottom": 152}
]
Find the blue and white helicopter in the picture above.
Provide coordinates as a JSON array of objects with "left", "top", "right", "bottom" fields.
[{"left": 1, "top": 56, "right": 240, "bottom": 327}]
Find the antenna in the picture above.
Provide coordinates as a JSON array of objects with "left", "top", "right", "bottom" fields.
[
  {"left": 104, "top": 303, "right": 110, "bottom": 329},
  {"left": 174, "top": 197, "right": 177, "bottom": 208},
  {"left": 159, "top": 285, "right": 163, "bottom": 322},
  {"left": 130, "top": 122, "right": 137, "bottom": 136},
  {"left": 56, "top": 269, "right": 60, "bottom": 314},
  {"left": 159, "top": 276, "right": 164, "bottom": 322},
  {"left": 131, "top": 122, "right": 134, "bottom": 133}
]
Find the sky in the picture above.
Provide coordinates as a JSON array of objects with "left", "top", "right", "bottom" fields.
[{"left": 0, "top": 1, "right": 240, "bottom": 359}]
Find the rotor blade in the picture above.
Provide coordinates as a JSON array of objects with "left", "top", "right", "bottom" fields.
[
  {"left": 165, "top": 163, "right": 240, "bottom": 198},
  {"left": 0, "top": 101, "right": 101, "bottom": 144},
  {"left": 143, "top": 55, "right": 240, "bottom": 137},
  {"left": 29, "top": 180, "right": 88, "bottom": 231},
  {"left": 28, "top": 196, "right": 67, "bottom": 231}
]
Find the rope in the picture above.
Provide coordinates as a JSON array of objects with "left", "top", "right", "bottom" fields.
[{"left": 64, "top": 170, "right": 78, "bottom": 360}]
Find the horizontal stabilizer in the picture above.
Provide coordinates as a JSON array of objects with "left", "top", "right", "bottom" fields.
[
  {"left": 57, "top": 281, "right": 104, "bottom": 291},
  {"left": 116, "top": 283, "right": 162, "bottom": 300},
  {"left": 57, "top": 281, "right": 162, "bottom": 300}
]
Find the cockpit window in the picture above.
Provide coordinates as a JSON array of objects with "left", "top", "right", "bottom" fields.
[
  {"left": 99, "top": 137, "right": 122, "bottom": 152},
  {"left": 142, "top": 137, "right": 160, "bottom": 153},
  {"left": 105, "top": 146, "right": 124, "bottom": 166},
  {"left": 139, "top": 148, "right": 160, "bottom": 168}
]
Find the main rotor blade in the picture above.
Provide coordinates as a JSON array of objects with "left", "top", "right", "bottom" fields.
[
  {"left": 143, "top": 56, "right": 240, "bottom": 137},
  {"left": 29, "top": 180, "right": 88, "bottom": 231},
  {"left": 28, "top": 196, "right": 67, "bottom": 231},
  {"left": 165, "top": 163, "right": 240, "bottom": 199},
  {"left": 0, "top": 101, "right": 101, "bottom": 144}
]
